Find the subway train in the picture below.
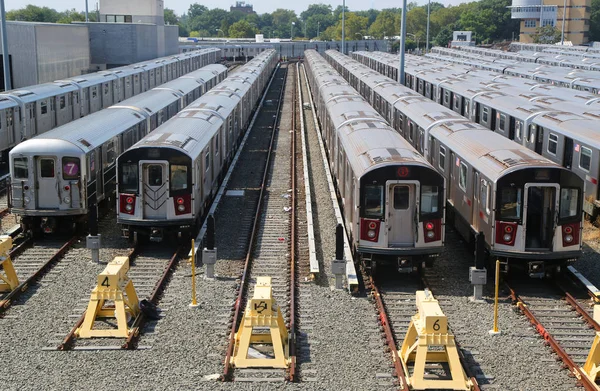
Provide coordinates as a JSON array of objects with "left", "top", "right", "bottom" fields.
[
  {"left": 304, "top": 49, "right": 446, "bottom": 272},
  {"left": 8, "top": 64, "right": 228, "bottom": 235},
  {"left": 326, "top": 49, "right": 584, "bottom": 277},
  {"left": 116, "top": 49, "right": 278, "bottom": 242},
  {"left": 0, "top": 48, "right": 221, "bottom": 162},
  {"left": 352, "top": 50, "right": 600, "bottom": 217}
]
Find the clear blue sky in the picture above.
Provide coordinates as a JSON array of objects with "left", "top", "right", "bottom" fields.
[{"left": 5, "top": 0, "right": 467, "bottom": 17}]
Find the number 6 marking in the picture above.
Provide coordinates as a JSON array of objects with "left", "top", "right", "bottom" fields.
[{"left": 433, "top": 319, "right": 440, "bottom": 331}]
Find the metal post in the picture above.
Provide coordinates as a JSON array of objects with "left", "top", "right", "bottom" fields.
[
  {"left": 291, "top": 21, "right": 294, "bottom": 40},
  {"left": 561, "top": 0, "right": 567, "bottom": 44},
  {"left": 86, "top": 196, "right": 101, "bottom": 263},
  {"left": 203, "top": 214, "right": 217, "bottom": 279},
  {"left": 489, "top": 259, "right": 501, "bottom": 335},
  {"left": 342, "top": 0, "right": 346, "bottom": 54},
  {"left": 85, "top": 0, "right": 89, "bottom": 22},
  {"left": 470, "top": 232, "right": 487, "bottom": 302},
  {"left": 426, "top": 0, "right": 430, "bottom": 52},
  {"left": 189, "top": 239, "right": 199, "bottom": 308},
  {"left": 317, "top": 21, "right": 320, "bottom": 38},
  {"left": 399, "top": 0, "right": 407, "bottom": 85},
  {"left": 331, "top": 224, "right": 345, "bottom": 290},
  {"left": 0, "top": 0, "right": 11, "bottom": 91}
]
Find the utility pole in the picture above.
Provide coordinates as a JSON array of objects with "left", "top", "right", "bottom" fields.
[
  {"left": 0, "top": 0, "right": 11, "bottom": 91},
  {"left": 426, "top": 0, "right": 430, "bottom": 52},
  {"left": 342, "top": 0, "right": 346, "bottom": 54},
  {"left": 561, "top": 0, "right": 567, "bottom": 44},
  {"left": 85, "top": 0, "right": 89, "bottom": 22},
  {"left": 399, "top": 0, "right": 407, "bottom": 85}
]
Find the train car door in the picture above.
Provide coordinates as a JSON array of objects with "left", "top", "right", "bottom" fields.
[
  {"left": 563, "top": 137, "right": 573, "bottom": 169},
  {"left": 141, "top": 161, "right": 169, "bottom": 220},
  {"left": 472, "top": 171, "right": 480, "bottom": 231},
  {"left": 523, "top": 183, "right": 558, "bottom": 250},
  {"left": 35, "top": 156, "right": 59, "bottom": 208},
  {"left": 387, "top": 180, "right": 417, "bottom": 247},
  {"left": 535, "top": 126, "right": 544, "bottom": 154}
]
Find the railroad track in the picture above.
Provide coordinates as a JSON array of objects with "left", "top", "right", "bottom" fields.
[
  {"left": 0, "top": 236, "right": 77, "bottom": 317},
  {"left": 220, "top": 62, "right": 299, "bottom": 382},
  {"left": 364, "top": 265, "right": 481, "bottom": 391},
  {"left": 49, "top": 244, "right": 182, "bottom": 351},
  {"left": 507, "top": 271, "right": 600, "bottom": 390}
]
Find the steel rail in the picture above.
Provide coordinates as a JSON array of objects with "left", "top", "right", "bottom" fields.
[
  {"left": 288, "top": 62, "right": 298, "bottom": 382},
  {"left": 508, "top": 284, "right": 598, "bottom": 391},
  {"left": 366, "top": 273, "right": 409, "bottom": 391},
  {"left": 222, "top": 65, "right": 289, "bottom": 381},
  {"left": 421, "top": 274, "right": 481, "bottom": 391},
  {"left": 0, "top": 236, "right": 76, "bottom": 315},
  {"left": 58, "top": 245, "right": 139, "bottom": 351},
  {"left": 122, "top": 245, "right": 181, "bottom": 349}
]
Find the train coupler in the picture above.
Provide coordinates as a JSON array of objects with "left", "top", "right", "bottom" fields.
[
  {"left": 150, "top": 228, "right": 163, "bottom": 242},
  {"left": 397, "top": 258, "right": 413, "bottom": 274},
  {"left": 528, "top": 261, "right": 545, "bottom": 279},
  {"left": 399, "top": 290, "right": 472, "bottom": 390},
  {"left": 76, "top": 256, "right": 140, "bottom": 338},
  {"left": 0, "top": 236, "right": 18, "bottom": 292},
  {"left": 231, "top": 276, "right": 290, "bottom": 369}
]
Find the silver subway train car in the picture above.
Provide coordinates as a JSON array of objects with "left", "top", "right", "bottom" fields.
[
  {"left": 328, "top": 50, "right": 584, "bottom": 277},
  {"left": 9, "top": 64, "right": 228, "bottom": 235},
  {"left": 0, "top": 48, "right": 221, "bottom": 162},
  {"left": 116, "top": 49, "right": 278, "bottom": 242},
  {"left": 304, "top": 49, "right": 446, "bottom": 272}
]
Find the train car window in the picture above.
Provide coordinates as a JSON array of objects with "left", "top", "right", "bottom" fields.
[
  {"left": 528, "top": 125, "right": 536, "bottom": 143},
  {"left": 40, "top": 159, "right": 55, "bottom": 178},
  {"left": 105, "top": 139, "right": 117, "bottom": 166},
  {"left": 444, "top": 91, "right": 450, "bottom": 105},
  {"left": 92, "top": 87, "right": 97, "bottom": 99},
  {"left": 41, "top": 101, "right": 48, "bottom": 115},
  {"left": 515, "top": 120, "right": 523, "bottom": 139},
  {"left": 393, "top": 186, "right": 410, "bottom": 210},
  {"left": 480, "top": 181, "right": 489, "bottom": 214},
  {"left": 548, "top": 133, "right": 558, "bottom": 155},
  {"left": 148, "top": 165, "right": 163, "bottom": 186},
  {"left": 482, "top": 107, "right": 489, "bottom": 123},
  {"left": 13, "top": 157, "right": 28, "bottom": 179},
  {"left": 103, "top": 83, "right": 109, "bottom": 95},
  {"left": 559, "top": 188, "right": 579, "bottom": 219},
  {"left": 205, "top": 149, "right": 210, "bottom": 172},
  {"left": 438, "top": 146, "right": 446, "bottom": 170},
  {"left": 498, "top": 187, "right": 522, "bottom": 220},
  {"left": 408, "top": 122, "right": 414, "bottom": 141},
  {"left": 498, "top": 114, "right": 506, "bottom": 131},
  {"left": 364, "top": 186, "right": 384, "bottom": 218},
  {"left": 454, "top": 97, "right": 460, "bottom": 111},
  {"left": 215, "top": 133, "right": 220, "bottom": 156},
  {"left": 579, "top": 146, "right": 592, "bottom": 171},
  {"left": 120, "top": 163, "right": 138, "bottom": 192},
  {"left": 458, "top": 162, "right": 468, "bottom": 192},
  {"left": 62, "top": 157, "right": 80, "bottom": 180},
  {"left": 170, "top": 165, "right": 188, "bottom": 191},
  {"left": 59, "top": 96, "right": 65, "bottom": 110},
  {"left": 420, "top": 186, "right": 439, "bottom": 214}
]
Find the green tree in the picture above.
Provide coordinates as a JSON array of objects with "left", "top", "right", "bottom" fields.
[
  {"left": 531, "top": 25, "right": 562, "bottom": 43},
  {"left": 164, "top": 8, "right": 178, "bottom": 25},
  {"left": 271, "top": 9, "right": 298, "bottom": 38},
  {"left": 7, "top": 5, "right": 61, "bottom": 22},
  {"left": 368, "top": 9, "right": 399, "bottom": 39},
  {"left": 590, "top": 0, "right": 600, "bottom": 41},
  {"left": 433, "top": 25, "right": 453, "bottom": 47},
  {"left": 229, "top": 20, "right": 258, "bottom": 38}
]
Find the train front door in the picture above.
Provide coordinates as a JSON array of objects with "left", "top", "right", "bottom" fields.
[
  {"left": 387, "top": 181, "right": 417, "bottom": 247},
  {"left": 35, "top": 156, "right": 59, "bottom": 209},
  {"left": 523, "top": 184, "right": 558, "bottom": 250},
  {"left": 142, "top": 161, "right": 168, "bottom": 220}
]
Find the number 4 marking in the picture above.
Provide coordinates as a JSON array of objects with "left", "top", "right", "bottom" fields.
[{"left": 101, "top": 277, "right": 110, "bottom": 287}]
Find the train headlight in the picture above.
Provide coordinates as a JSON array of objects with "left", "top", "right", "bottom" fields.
[
  {"left": 367, "top": 230, "right": 376, "bottom": 239},
  {"left": 125, "top": 204, "right": 133, "bottom": 212},
  {"left": 63, "top": 197, "right": 71, "bottom": 203},
  {"left": 426, "top": 231, "right": 435, "bottom": 239},
  {"left": 503, "top": 233, "right": 512, "bottom": 242},
  {"left": 564, "top": 234, "right": 573, "bottom": 243},
  {"left": 177, "top": 204, "right": 185, "bottom": 212},
  {"left": 24, "top": 196, "right": 30, "bottom": 204}
]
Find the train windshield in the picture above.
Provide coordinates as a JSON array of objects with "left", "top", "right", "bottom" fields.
[
  {"left": 559, "top": 188, "right": 579, "bottom": 219},
  {"left": 364, "top": 185, "right": 384, "bottom": 218},
  {"left": 170, "top": 165, "right": 188, "bottom": 191},
  {"left": 120, "top": 163, "right": 138, "bottom": 193},
  {"left": 420, "top": 185, "right": 440, "bottom": 217},
  {"left": 498, "top": 187, "right": 522, "bottom": 220},
  {"left": 13, "top": 157, "right": 28, "bottom": 179}
]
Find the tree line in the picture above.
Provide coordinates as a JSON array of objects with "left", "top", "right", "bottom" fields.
[{"left": 6, "top": 1, "right": 600, "bottom": 46}]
